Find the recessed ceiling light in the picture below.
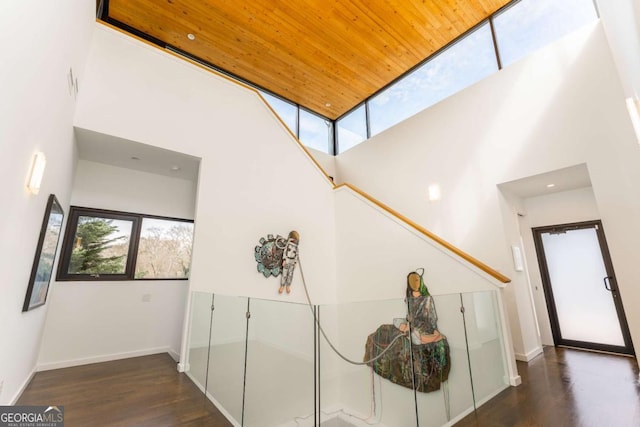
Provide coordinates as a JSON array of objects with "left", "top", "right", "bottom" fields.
[
  {"left": 187, "top": 33, "right": 195, "bottom": 41},
  {"left": 546, "top": 183, "right": 555, "bottom": 188},
  {"left": 170, "top": 165, "right": 181, "bottom": 171},
  {"left": 325, "top": 103, "right": 331, "bottom": 107},
  {"left": 131, "top": 156, "right": 140, "bottom": 161}
]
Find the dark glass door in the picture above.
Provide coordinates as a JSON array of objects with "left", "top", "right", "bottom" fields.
[{"left": 532, "top": 221, "right": 634, "bottom": 355}]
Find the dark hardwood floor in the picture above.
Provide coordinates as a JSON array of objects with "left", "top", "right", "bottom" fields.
[
  {"left": 456, "top": 346, "right": 640, "bottom": 427},
  {"left": 16, "top": 347, "right": 640, "bottom": 426},
  {"left": 17, "top": 353, "right": 231, "bottom": 426}
]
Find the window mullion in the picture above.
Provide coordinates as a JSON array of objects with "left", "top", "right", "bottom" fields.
[
  {"left": 489, "top": 16, "right": 503, "bottom": 70},
  {"left": 127, "top": 215, "right": 143, "bottom": 280}
]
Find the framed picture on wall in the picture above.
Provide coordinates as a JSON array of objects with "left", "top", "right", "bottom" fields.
[{"left": 23, "top": 194, "right": 65, "bottom": 312}]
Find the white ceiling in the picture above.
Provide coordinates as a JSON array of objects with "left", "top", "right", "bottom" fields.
[
  {"left": 74, "top": 128, "right": 200, "bottom": 182},
  {"left": 498, "top": 163, "right": 592, "bottom": 199}
]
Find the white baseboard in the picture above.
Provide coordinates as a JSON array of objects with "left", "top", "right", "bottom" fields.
[
  {"left": 184, "top": 371, "right": 241, "bottom": 427},
  {"left": 441, "top": 382, "right": 511, "bottom": 426},
  {"left": 281, "top": 404, "right": 389, "bottom": 427},
  {"left": 177, "top": 362, "right": 190, "bottom": 373},
  {"left": 446, "top": 405, "right": 475, "bottom": 426},
  {"left": 37, "top": 347, "right": 173, "bottom": 371},
  {"left": 514, "top": 346, "right": 543, "bottom": 362},
  {"left": 509, "top": 375, "right": 522, "bottom": 386},
  {"left": 476, "top": 383, "right": 510, "bottom": 407},
  {"left": 10, "top": 368, "right": 37, "bottom": 405},
  {"left": 204, "top": 389, "right": 241, "bottom": 427},
  {"left": 168, "top": 348, "right": 180, "bottom": 362}
]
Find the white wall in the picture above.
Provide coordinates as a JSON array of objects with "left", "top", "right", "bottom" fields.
[
  {"left": 497, "top": 190, "right": 542, "bottom": 361},
  {"left": 38, "top": 160, "right": 196, "bottom": 369},
  {"left": 596, "top": 0, "right": 640, "bottom": 97},
  {"left": 0, "top": 1, "right": 94, "bottom": 404},
  {"left": 38, "top": 281, "right": 188, "bottom": 370},
  {"left": 522, "top": 187, "right": 599, "bottom": 228},
  {"left": 307, "top": 148, "right": 338, "bottom": 182},
  {"left": 334, "top": 188, "right": 500, "bottom": 302},
  {"left": 335, "top": 23, "right": 640, "bottom": 358},
  {"left": 70, "top": 159, "right": 197, "bottom": 218},
  {"left": 74, "top": 25, "right": 338, "bottom": 307},
  {"left": 518, "top": 186, "right": 600, "bottom": 346}
]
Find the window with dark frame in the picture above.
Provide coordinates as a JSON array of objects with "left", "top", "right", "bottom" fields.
[{"left": 57, "top": 207, "right": 194, "bottom": 281}]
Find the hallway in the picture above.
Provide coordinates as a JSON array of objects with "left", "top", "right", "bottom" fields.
[{"left": 456, "top": 346, "right": 640, "bottom": 426}]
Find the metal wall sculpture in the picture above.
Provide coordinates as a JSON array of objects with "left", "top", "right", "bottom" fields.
[{"left": 254, "top": 231, "right": 300, "bottom": 294}]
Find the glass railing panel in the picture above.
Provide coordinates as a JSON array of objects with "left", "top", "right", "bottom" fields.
[
  {"left": 243, "top": 298, "right": 316, "bottom": 426},
  {"left": 416, "top": 293, "right": 474, "bottom": 426},
  {"left": 187, "top": 291, "right": 213, "bottom": 393},
  {"left": 315, "top": 303, "right": 338, "bottom": 426},
  {"left": 462, "top": 290, "right": 509, "bottom": 407},
  {"left": 206, "top": 294, "right": 249, "bottom": 425},
  {"left": 187, "top": 292, "right": 510, "bottom": 426},
  {"left": 319, "top": 298, "right": 419, "bottom": 426}
]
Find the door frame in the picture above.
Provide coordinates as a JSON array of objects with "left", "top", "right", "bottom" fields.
[{"left": 532, "top": 220, "right": 635, "bottom": 355}]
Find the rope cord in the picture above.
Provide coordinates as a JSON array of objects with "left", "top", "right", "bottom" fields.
[{"left": 298, "top": 256, "right": 408, "bottom": 366}]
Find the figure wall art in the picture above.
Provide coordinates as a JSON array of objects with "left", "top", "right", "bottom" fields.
[{"left": 364, "top": 270, "right": 451, "bottom": 392}]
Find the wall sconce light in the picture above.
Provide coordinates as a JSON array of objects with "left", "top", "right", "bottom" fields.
[
  {"left": 27, "top": 152, "right": 46, "bottom": 195},
  {"left": 428, "top": 184, "right": 441, "bottom": 202}
]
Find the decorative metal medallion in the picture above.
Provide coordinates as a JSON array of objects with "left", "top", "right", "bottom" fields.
[{"left": 254, "top": 234, "right": 287, "bottom": 277}]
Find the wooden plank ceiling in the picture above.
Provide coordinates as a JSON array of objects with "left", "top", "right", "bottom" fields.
[{"left": 105, "top": 0, "right": 512, "bottom": 120}]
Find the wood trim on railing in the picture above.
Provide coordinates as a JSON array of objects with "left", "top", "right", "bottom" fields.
[
  {"left": 335, "top": 183, "right": 512, "bottom": 284},
  {"left": 257, "top": 96, "right": 336, "bottom": 186},
  {"left": 96, "top": 20, "right": 510, "bottom": 285}
]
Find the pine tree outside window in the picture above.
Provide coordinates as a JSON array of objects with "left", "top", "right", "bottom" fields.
[{"left": 69, "top": 216, "right": 132, "bottom": 275}]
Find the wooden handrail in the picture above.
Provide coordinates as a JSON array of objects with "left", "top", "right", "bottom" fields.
[
  {"left": 334, "top": 183, "right": 512, "bottom": 284},
  {"left": 258, "top": 97, "right": 336, "bottom": 186},
  {"left": 97, "top": 20, "right": 510, "bottom": 284}
]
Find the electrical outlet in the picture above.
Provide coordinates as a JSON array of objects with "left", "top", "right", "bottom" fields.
[{"left": 142, "top": 294, "right": 152, "bottom": 302}]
